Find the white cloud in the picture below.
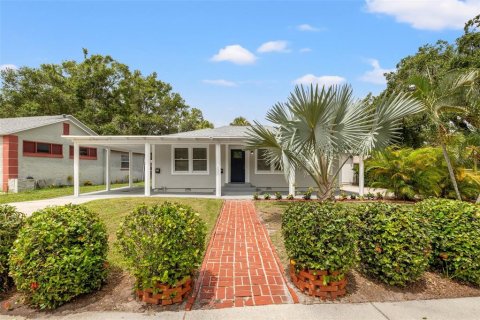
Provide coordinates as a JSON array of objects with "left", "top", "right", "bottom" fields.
[
  {"left": 0, "top": 64, "right": 18, "bottom": 71},
  {"left": 293, "top": 74, "right": 346, "bottom": 87},
  {"left": 360, "top": 59, "right": 394, "bottom": 85},
  {"left": 211, "top": 45, "right": 257, "bottom": 65},
  {"left": 299, "top": 48, "right": 312, "bottom": 53},
  {"left": 297, "top": 24, "right": 321, "bottom": 32},
  {"left": 257, "top": 40, "right": 290, "bottom": 53},
  {"left": 366, "top": 0, "right": 480, "bottom": 30},
  {"left": 202, "top": 79, "right": 238, "bottom": 87}
]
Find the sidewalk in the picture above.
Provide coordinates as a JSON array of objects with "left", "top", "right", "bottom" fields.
[{"left": 1, "top": 297, "right": 479, "bottom": 319}]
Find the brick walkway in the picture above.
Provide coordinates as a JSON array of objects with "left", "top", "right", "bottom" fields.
[{"left": 195, "top": 200, "right": 294, "bottom": 309}]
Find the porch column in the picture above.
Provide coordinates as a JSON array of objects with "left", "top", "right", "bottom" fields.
[
  {"left": 144, "top": 143, "right": 151, "bottom": 196},
  {"left": 151, "top": 144, "right": 156, "bottom": 190},
  {"left": 359, "top": 155, "right": 365, "bottom": 196},
  {"left": 245, "top": 149, "right": 250, "bottom": 183},
  {"left": 73, "top": 142, "right": 80, "bottom": 197},
  {"left": 128, "top": 151, "right": 133, "bottom": 188},
  {"left": 289, "top": 169, "right": 296, "bottom": 196},
  {"left": 105, "top": 148, "right": 111, "bottom": 191},
  {"left": 215, "top": 143, "right": 221, "bottom": 197},
  {"left": 225, "top": 144, "right": 229, "bottom": 184}
]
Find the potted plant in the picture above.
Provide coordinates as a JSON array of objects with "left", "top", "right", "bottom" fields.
[{"left": 282, "top": 202, "right": 358, "bottom": 299}]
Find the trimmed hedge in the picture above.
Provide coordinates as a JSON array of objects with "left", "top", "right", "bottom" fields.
[
  {"left": 116, "top": 202, "right": 206, "bottom": 290},
  {"left": 0, "top": 205, "right": 25, "bottom": 292},
  {"left": 9, "top": 205, "right": 108, "bottom": 309},
  {"left": 282, "top": 202, "right": 358, "bottom": 275},
  {"left": 416, "top": 198, "right": 480, "bottom": 285},
  {"left": 357, "top": 203, "right": 431, "bottom": 286}
]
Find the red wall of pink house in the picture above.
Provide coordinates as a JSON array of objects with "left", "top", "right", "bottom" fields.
[{"left": 2, "top": 135, "right": 19, "bottom": 192}]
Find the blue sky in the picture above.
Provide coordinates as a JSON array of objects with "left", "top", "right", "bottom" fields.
[{"left": 1, "top": 0, "right": 477, "bottom": 126}]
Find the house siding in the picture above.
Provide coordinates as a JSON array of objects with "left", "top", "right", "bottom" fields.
[{"left": 0, "top": 137, "right": 3, "bottom": 191}]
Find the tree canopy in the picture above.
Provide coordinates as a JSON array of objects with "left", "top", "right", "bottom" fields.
[
  {"left": 0, "top": 49, "right": 213, "bottom": 135},
  {"left": 230, "top": 116, "right": 251, "bottom": 126}
]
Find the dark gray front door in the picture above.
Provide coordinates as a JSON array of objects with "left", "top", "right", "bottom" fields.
[{"left": 230, "top": 149, "right": 245, "bottom": 183}]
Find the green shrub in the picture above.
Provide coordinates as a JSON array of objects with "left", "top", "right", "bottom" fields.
[
  {"left": 264, "top": 193, "right": 271, "bottom": 200},
  {"left": 282, "top": 202, "right": 358, "bottom": 275},
  {"left": 416, "top": 198, "right": 480, "bottom": 285},
  {"left": 9, "top": 205, "right": 108, "bottom": 309},
  {"left": 286, "top": 194, "right": 294, "bottom": 200},
  {"left": 253, "top": 193, "right": 259, "bottom": 200},
  {"left": 0, "top": 205, "right": 25, "bottom": 292},
  {"left": 357, "top": 203, "right": 431, "bottom": 286},
  {"left": 302, "top": 188, "right": 313, "bottom": 200},
  {"left": 275, "top": 192, "right": 283, "bottom": 200},
  {"left": 116, "top": 203, "right": 206, "bottom": 290}
]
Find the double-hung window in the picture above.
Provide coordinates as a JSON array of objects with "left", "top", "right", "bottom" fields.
[
  {"left": 256, "top": 148, "right": 282, "bottom": 174},
  {"left": 121, "top": 154, "right": 129, "bottom": 170},
  {"left": 172, "top": 146, "right": 208, "bottom": 174}
]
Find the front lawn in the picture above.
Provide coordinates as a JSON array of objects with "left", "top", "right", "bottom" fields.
[
  {"left": 82, "top": 197, "right": 223, "bottom": 268},
  {"left": 0, "top": 182, "right": 143, "bottom": 204}
]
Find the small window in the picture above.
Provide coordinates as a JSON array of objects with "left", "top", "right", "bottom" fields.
[
  {"left": 63, "top": 123, "right": 70, "bottom": 135},
  {"left": 36, "top": 143, "right": 51, "bottom": 154},
  {"left": 69, "top": 146, "right": 98, "bottom": 160},
  {"left": 256, "top": 149, "right": 282, "bottom": 173},
  {"left": 23, "top": 141, "right": 63, "bottom": 158},
  {"left": 192, "top": 148, "right": 207, "bottom": 172},
  {"left": 174, "top": 148, "right": 189, "bottom": 172},
  {"left": 121, "top": 154, "right": 129, "bottom": 170}
]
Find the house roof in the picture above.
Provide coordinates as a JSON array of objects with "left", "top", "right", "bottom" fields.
[
  {"left": 0, "top": 115, "right": 97, "bottom": 136},
  {"left": 167, "top": 125, "right": 253, "bottom": 139}
]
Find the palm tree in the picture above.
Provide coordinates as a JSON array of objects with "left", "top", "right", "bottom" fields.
[
  {"left": 230, "top": 116, "right": 251, "bottom": 126},
  {"left": 246, "top": 84, "right": 422, "bottom": 201},
  {"left": 408, "top": 69, "right": 479, "bottom": 200}
]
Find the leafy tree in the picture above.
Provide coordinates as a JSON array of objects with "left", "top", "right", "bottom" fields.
[
  {"left": 408, "top": 69, "right": 479, "bottom": 200},
  {"left": 230, "top": 116, "right": 251, "bottom": 126},
  {"left": 0, "top": 50, "right": 212, "bottom": 135},
  {"left": 247, "top": 84, "right": 422, "bottom": 201}
]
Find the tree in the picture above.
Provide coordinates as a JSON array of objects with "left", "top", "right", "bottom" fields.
[
  {"left": 230, "top": 117, "right": 250, "bottom": 126},
  {"left": 408, "top": 69, "right": 479, "bottom": 200},
  {"left": 246, "top": 84, "right": 422, "bottom": 201},
  {"left": 0, "top": 50, "right": 212, "bottom": 135}
]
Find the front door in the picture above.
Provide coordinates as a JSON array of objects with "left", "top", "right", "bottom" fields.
[{"left": 230, "top": 149, "right": 245, "bottom": 183}]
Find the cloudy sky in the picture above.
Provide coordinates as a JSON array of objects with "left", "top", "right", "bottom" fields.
[{"left": 1, "top": 0, "right": 478, "bottom": 126}]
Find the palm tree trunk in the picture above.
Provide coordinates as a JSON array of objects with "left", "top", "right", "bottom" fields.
[
  {"left": 440, "top": 142, "right": 462, "bottom": 201},
  {"left": 476, "top": 193, "right": 480, "bottom": 204}
]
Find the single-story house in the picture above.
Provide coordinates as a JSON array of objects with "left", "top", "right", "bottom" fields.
[
  {"left": 64, "top": 125, "right": 366, "bottom": 197},
  {"left": 0, "top": 115, "right": 144, "bottom": 193}
]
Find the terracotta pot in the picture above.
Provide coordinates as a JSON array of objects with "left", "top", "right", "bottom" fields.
[
  {"left": 289, "top": 261, "right": 347, "bottom": 300},
  {"left": 136, "top": 276, "right": 192, "bottom": 305}
]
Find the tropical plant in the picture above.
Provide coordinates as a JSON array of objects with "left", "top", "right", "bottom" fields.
[
  {"left": 275, "top": 192, "right": 283, "bottom": 200},
  {"left": 230, "top": 116, "right": 251, "bottom": 126},
  {"left": 9, "top": 205, "right": 108, "bottom": 309},
  {"left": 302, "top": 188, "right": 313, "bottom": 200},
  {"left": 282, "top": 202, "right": 359, "bottom": 274},
  {"left": 407, "top": 69, "right": 479, "bottom": 200},
  {"left": 116, "top": 203, "right": 206, "bottom": 289},
  {"left": 0, "top": 205, "right": 25, "bottom": 292},
  {"left": 263, "top": 193, "right": 271, "bottom": 200},
  {"left": 357, "top": 203, "right": 431, "bottom": 286},
  {"left": 247, "top": 84, "right": 422, "bottom": 200},
  {"left": 416, "top": 199, "right": 480, "bottom": 285},
  {"left": 286, "top": 194, "right": 294, "bottom": 200},
  {"left": 253, "top": 192, "right": 259, "bottom": 200}
]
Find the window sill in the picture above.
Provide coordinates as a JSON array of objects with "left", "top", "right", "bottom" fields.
[
  {"left": 171, "top": 171, "right": 210, "bottom": 175},
  {"left": 255, "top": 170, "right": 283, "bottom": 175},
  {"left": 69, "top": 156, "right": 98, "bottom": 160},
  {"left": 24, "top": 152, "right": 63, "bottom": 158}
]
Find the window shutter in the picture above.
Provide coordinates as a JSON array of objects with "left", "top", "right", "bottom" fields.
[
  {"left": 52, "top": 144, "right": 63, "bottom": 155},
  {"left": 23, "top": 141, "right": 35, "bottom": 153},
  {"left": 63, "top": 123, "right": 70, "bottom": 135},
  {"left": 90, "top": 148, "right": 97, "bottom": 158}
]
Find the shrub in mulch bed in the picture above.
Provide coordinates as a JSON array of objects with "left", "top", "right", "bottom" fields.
[
  {"left": 116, "top": 202, "right": 206, "bottom": 305},
  {"left": 282, "top": 202, "right": 359, "bottom": 300},
  {"left": 357, "top": 203, "right": 431, "bottom": 286},
  {"left": 9, "top": 204, "right": 108, "bottom": 310},
  {"left": 416, "top": 198, "right": 480, "bottom": 286},
  {"left": 0, "top": 205, "right": 25, "bottom": 292}
]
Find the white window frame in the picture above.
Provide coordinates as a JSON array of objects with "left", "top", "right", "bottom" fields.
[
  {"left": 171, "top": 145, "right": 209, "bottom": 175},
  {"left": 120, "top": 153, "right": 129, "bottom": 170},
  {"left": 254, "top": 149, "right": 283, "bottom": 174}
]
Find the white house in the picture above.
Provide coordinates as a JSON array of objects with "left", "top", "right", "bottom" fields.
[
  {"left": 65, "top": 126, "right": 365, "bottom": 197},
  {"left": 0, "top": 115, "right": 144, "bottom": 193}
]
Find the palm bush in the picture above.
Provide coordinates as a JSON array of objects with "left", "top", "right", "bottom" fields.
[{"left": 247, "top": 84, "right": 422, "bottom": 200}]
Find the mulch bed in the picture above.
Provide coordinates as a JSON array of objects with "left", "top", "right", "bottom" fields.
[{"left": 256, "top": 203, "right": 480, "bottom": 304}]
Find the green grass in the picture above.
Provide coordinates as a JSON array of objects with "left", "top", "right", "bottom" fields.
[
  {"left": 82, "top": 197, "right": 223, "bottom": 268},
  {"left": 0, "top": 182, "right": 143, "bottom": 204}
]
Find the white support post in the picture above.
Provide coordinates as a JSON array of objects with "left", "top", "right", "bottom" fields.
[
  {"left": 144, "top": 143, "right": 151, "bottom": 196},
  {"left": 359, "top": 155, "right": 365, "bottom": 196},
  {"left": 151, "top": 144, "right": 156, "bottom": 190},
  {"left": 128, "top": 151, "right": 133, "bottom": 188},
  {"left": 225, "top": 144, "right": 229, "bottom": 184},
  {"left": 245, "top": 149, "right": 250, "bottom": 183},
  {"left": 215, "top": 143, "right": 221, "bottom": 197},
  {"left": 289, "top": 169, "right": 296, "bottom": 196},
  {"left": 73, "top": 142, "right": 80, "bottom": 197},
  {"left": 105, "top": 148, "right": 111, "bottom": 191}
]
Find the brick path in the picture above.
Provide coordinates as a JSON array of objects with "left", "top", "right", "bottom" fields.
[{"left": 195, "top": 200, "right": 294, "bottom": 309}]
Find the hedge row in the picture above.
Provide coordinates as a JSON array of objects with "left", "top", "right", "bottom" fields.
[{"left": 282, "top": 199, "right": 480, "bottom": 287}]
